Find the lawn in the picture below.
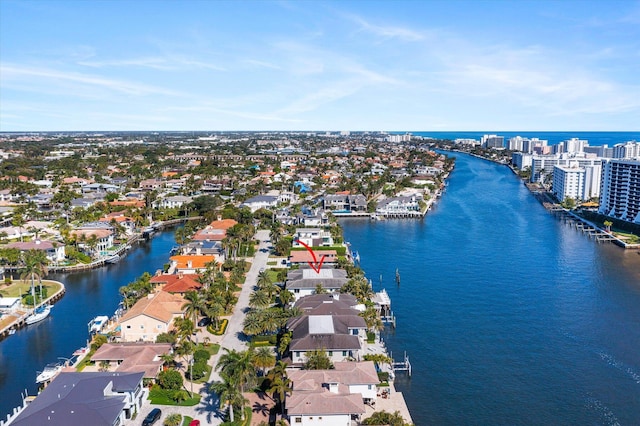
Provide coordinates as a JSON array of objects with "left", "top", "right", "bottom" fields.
[{"left": 0, "top": 280, "right": 63, "bottom": 298}]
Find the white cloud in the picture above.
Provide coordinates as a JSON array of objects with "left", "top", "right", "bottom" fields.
[{"left": 1, "top": 64, "right": 183, "bottom": 97}]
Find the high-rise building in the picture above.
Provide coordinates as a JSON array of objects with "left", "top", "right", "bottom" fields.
[
  {"left": 553, "top": 164, "right": 585, "bottom": 202},
  {"left": 612, "top": 141, "right": 640, "bottom": 160},
  {"left": 481, "top": 134, "right": 504, "bottom": 149},
  {"left": 598, "top": 159, "right": 640, "bottom": 223}
]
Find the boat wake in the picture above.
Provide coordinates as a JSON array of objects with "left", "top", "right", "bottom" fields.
[
  {"left": 584, "top": 397, "right": 621, "bottom": 426},
  {"left": 598, "top": 352, "right": 640, "bottom": 385}
]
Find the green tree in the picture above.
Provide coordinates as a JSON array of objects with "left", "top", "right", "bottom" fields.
[
  {"left": 267, "top": 360, "right": 292, "bottom": 415},
  {"left": 252, "top": 346, "right": 276, "bottom": 376},
  {"left": 158, "top": 369, "right": 183, "bottom": 390},
  {"left": 163, "top": 413, "right": 182, "bottom": 426},
  {"left": 304, "top": 349, "right": 333, "bottom": 370}
]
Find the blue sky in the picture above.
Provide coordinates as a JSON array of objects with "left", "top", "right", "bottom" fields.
[{"left": 1, "top": 0, "right": 639, "bottom": 131}]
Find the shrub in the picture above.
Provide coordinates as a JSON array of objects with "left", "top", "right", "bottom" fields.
[
  {"left": 193, "top": 349, "right": 210, "bottom": 363},
  {"left": 158, "top": 369, "right": 183, "bottom": 390},
  {"left": 377, "top": 371, "right": 389, "bottom": 382},
  {"left": 164, "top": 413, "right": 182, "bottom": 426},
  {"left": 187, "top": 360, "right": 208, "bottom": 381},
  {"left": 156, "top": 332, "right": 177, "bottom": 344}
]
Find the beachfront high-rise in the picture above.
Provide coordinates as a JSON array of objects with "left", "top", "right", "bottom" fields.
[{"left": 598, "top": 159, "right": 640, "bottom": 223}]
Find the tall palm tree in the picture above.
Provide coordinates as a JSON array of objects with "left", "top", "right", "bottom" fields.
[
  {"left": 253, "top": 347, "right": 276, "bottom": 376},
  {"left": 210, "top": 372, "right": 242, "bottom": 423},
  {"left": 267, "top": 360, "right": 292, "bottom": 415},
  {"left": 182, "top": 290, "right": 205, "bottom": 325},
  {"left": 215, "top": 348, "right": 256, "bottom": 420},
  {"left": 20, "top": 249, "right": 49, "bottom": 307},
  {"left": 249, "top": 290, "right": 271, "bottom": 309},
  {"left": 256, "top": 270, "right": 272, "bottom": 288}
]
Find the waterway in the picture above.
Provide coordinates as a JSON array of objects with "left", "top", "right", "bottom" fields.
[
  {"left": 0, "top": 230, "right": 177, "bottom": 420},
  {"left": 341, "top": 152, "right": 640, "bottom": 425}
]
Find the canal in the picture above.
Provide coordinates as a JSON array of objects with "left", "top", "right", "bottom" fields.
[{"left": 0, "top": 229, "right": 177, "bottom": 420}]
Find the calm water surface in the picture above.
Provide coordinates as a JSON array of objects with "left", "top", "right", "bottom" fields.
[
  {"left": 0, "top": 230, "right": 177, "bottom": 420},
  {"left": 341, "top": 152, "right": 640, "bottom": 425}
]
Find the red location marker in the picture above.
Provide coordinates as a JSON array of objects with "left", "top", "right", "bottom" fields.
[{"left": 295, "top": 239, "right": 326, "bottom": 274}]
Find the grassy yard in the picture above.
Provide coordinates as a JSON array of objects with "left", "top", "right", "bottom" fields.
[{"left": 0, "top": 280, "right": 63, "bottom": 298}]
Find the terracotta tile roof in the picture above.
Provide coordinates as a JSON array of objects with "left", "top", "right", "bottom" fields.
[
  {"left": 208, "top": 218, "right": 238, "bottom": 230},
  {"left": 150, "top": 273, "right": 200, "bottom": 285},
  {"left": 119, "top": 291, "right": 185, "bottom": 323},
  {"left": 162, "top": 275, "right": 202, "bottom": 293},
  {"left": 169, "top": 255, "right": 217, "bottom": 270}
]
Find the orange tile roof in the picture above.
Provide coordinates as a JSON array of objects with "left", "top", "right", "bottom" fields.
[
  {"left": 150, "top": 274, "right": 203, "bottom": 293},
  {"left": 169, "top": 255, "right": 217, "bottom": 270},
  {"left": 208, "top": 218, "right": 238, "bottom": 230}
]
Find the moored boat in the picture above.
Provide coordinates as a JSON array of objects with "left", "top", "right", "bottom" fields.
[
  {"left": 36, "top": 362, "right": 63, "bottom": 384},
  {"left": 25, "top": 304, "right": 51, "bottom": 325},
  {"left": 105, "top": 254, "right": 120, "bottom": 264}
]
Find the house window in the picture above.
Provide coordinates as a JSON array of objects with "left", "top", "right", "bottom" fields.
[
  {"left": 157, "top": 325, "right": 162, "bottom": 329},
  {"left": 140, "top": 325, "right": 144, "bottom": 329},
  {"left": 295, "top": 418, "right": 302, "bottom": 423},
  {"left": 126, "top": 325, "right": 131, "bottom": 329},
  {"left": 295, "top": 352, "right": 300, "bottom": 358},
  {"left": 328, "top": 351, "right": 333, "bottom": 356},
  {"left": 368, "top": 385, "right": 372, "bottom": 390},
  {"left": 342, "top": 351, "right": 347, "bottom": 356},
  {"left": 294, "top": 289, "right": 299, "bottom": 293}
]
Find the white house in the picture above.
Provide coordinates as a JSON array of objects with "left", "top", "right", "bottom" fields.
[
  {"left": 293, "top": 228, "right": 334, "bottom": 248},
  {"left": 286, "top": 362, "right": 379, "bottom": 425},
  {"left": 153, "top": 195, "right": 193, "bottom": 209},
  {"left": 6, "top": 240, "right": 66, "bottom": 263},
  {"left": 241, "top": 195, "right": 278, "bottom": 212}
]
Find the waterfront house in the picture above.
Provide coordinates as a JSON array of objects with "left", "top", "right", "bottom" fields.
[
  {"left": 153, "top": 195, "right": 193, "bottom": 209},
  {"left": 286, "top": 361, "right": 379, "bottom": 425},
  {"left": 90, "top": 343, "right": 172, "bottom": 381},
  {"left": 288, "top": 249, "right": 338, "bottom": 267},
  {"left": 285, "top": 267, "right": 348, "bottom": 301},
  {"left": 119, "top": 291, "right": 185, "bottom": 342},
  {"left": 292, "top": 228, "right": 334, "bottom": 248},
  {"left": 150, "top": 272, "right": 202, "bottom": 294},
  {"left": 192, "top": 218, "right": 238, "bottom": 242},
  {"left": 6, "top": 240, "right": 66, "bottom": 263},
  {"left": 375, "top": 195, "right": 422, "bottom": 218},
  {"left": 287, "top": 312, "right": 364, "bottom": 363},
  {"left": 169, "top": 255, "right": 217, "bottom": 274},
  {"left": 9, "top": 371, "right": 145, "bottom": 426},
  {"left": 71, "top": 226, "right": 114, "bottom": 254},
  {"left": 179, "top": 240, "right": 223, "bottom": 257},
  {"left": 323, "top": 193, "right": 368, "bottom": 212}
]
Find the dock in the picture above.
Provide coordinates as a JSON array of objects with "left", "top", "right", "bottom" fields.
[
  {"left": 390, "top": 351, "right": 412, "bottom": 377},
  {"left": 0, "top": 280, "right": 66, "bottom": 341}
]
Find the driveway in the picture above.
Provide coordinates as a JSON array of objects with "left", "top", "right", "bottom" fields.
[{"left": 129, "top": 229, "right": 272, "bottom": 425}]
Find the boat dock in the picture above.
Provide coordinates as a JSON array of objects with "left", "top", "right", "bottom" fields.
[
  {"left": 0, "top": 281, "right": 66, "bottom": 341},
  {"left": 390, "top": 351, "right": 412, "bottom": 377}
]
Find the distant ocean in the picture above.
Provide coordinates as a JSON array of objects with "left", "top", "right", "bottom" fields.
[{"left": 409, "top": 131, "right": 640, "bottom": 147}]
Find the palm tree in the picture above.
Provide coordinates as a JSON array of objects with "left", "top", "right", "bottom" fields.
[
  {"left": 249, "top": 290, "right": 271, "bottom": 309},
  {"left": 253, "top": 347, "right": 276, "bottom": 376},
  {"left": 267, "top": 360, "right": 292, "bottom": 415},
  {"left": 278, "top": 289, "right": 294, "bottom": 307},
  {"left": 20, "top": 249, "right": 49, "bottom": 307},
  {"left": 173, "top": 317, "right": 195, "bottom": 342},
  {"left": 243, "top": 311, "right": 264, "bottom": 336},
  {"left": 256, "top": 270, "right": 272, "bottom": 288},
  {"left": 215, "top": 349, "right": 256, "bottom": 420},
  {"left": 277, "top": 331, "right": 292, "bottom": 357},
  {"left": 210, "top": 372, "right": 241, "bottom": 423},
  {"left": 182, "top": 290, "right": 205, "bottom": 325}
]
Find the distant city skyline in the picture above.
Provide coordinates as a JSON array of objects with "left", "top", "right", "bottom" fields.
[{"left": 1, "top": 0, "right": 639, "bottom": 132}]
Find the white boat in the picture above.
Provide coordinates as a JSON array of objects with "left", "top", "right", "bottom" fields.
[
  {"left": 25, "top": 304, "right": 51, "bottom": 325},
  {"left": 88, "top": 315, "right": 109, "bottom": 334},
  {"left": 105, "top": 254, "right": 120, "bottom": 264},
  {"left": 36, "top": 362, "right": 63, "bottom": 384}
]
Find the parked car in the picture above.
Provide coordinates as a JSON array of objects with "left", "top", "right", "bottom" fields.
[
  {"left": 189, "top": 420, "right": 201, "bottom": 426},
  {"left": 198, "top": 317, "right": 211, "bottom": 327},
  {"left": 142, "top": 408, "right": 161, "bottom": 426}
]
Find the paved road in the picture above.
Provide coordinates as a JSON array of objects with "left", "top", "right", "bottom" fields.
[{"left": 130, "top": 230, "right": 271, "bottom": 425}]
